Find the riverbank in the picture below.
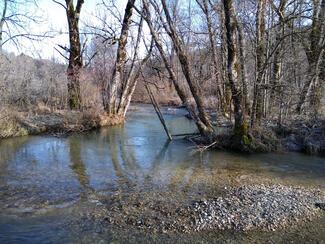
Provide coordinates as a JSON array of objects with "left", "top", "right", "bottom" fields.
[
  {"left": 0, "top": 108, "right": 123, "bottom": 139},
  {"left": 278, "top": 119, "right": 325, "bottom": 155},
  {"left": 187, "top": 111, "right": 325, "bottom": 155},
  {"left": 1, "top": 104, "right": 325, "bottom": 156}
]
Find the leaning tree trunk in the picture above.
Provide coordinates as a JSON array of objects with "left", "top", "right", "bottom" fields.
[
  {"left": 103, "top": 0, "right": 135, "bottom": 115},
  {"left": 142, "top": 0, "right": 213, "bottom": 137},
  {"left": 296, "top": 0, "right": 325, "bottom": 114},
  {"left": 223, "top": 0, "right": 250, "bottom": 147},
  {"left": 65, "top": 0, "right": 84, "bottom": 110},
  {"left": 160, "top": 0, "right": 214, "bottom": 138},
  {"left": 295, "top": 53, "right": 324, "bottom": 114},
  {"left": 307, "top": 50, "right": 325, "bottom": 116},
  {"left": 197, "top": 0, "right": 224, "bottom": 112},
  {"left": 103, "top": 0, "right": 152, "bottom": 119},
  {"left": 117, "top": 14, "right": 144, "bottom": 117},
  {"left": 116, "top": 56, "right": 149, "bottom": 117},
  {"left": 117, "top": 19, "right": 153, "bottom": 117}
]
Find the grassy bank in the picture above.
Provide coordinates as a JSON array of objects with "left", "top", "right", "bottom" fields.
[{"left": 0, "top": 107, "right": 123, "bottom": 139}]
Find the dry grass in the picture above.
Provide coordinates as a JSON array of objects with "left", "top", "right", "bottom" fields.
[
  {"left": 0, "top": 108, "right": 28, "bottom": 138},
  {"left": 0, "top": 105, "right": 125, "bottom": 139}
]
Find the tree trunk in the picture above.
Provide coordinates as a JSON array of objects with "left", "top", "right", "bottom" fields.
[
  {"left": 270, "top": 0, "right": 286, "bottom": 109},
  {"left": 303, "top": 50, "right": 325, "bottom": 116},
  {"left": 236, "top": 21, "right": 250, "bottom": 115},
  {"left": 117, "top": 13, "right": 145, "bottom": 117},
  {"left": 218, "top": 3, "right": 232, "bottom": 117},
  {"left": 296, "top": 0, "right": 325, "bottom": 114},
  {"left": 223, "top": 0, "right": 250, "bottom": 145},
  {"left": 197, "top": 0, "right": 224, "bottom": 112},
  {"left": 103, "top": 0, "right": 135, "bottom": 115},
  {"left": 251, "top": 0, "right": 266, "bottom": 127},
  {"left": 160, "top": 0, "right": 214, "bottom": 138},
  {"left": 117, "top": 41, "right": 152, "bottom": 117},
  {"left": 142, "top": 0, "right": 214, "bottom": 137},
  {"left": 65, "top": 0, "right": 84, "bottom": 110}
]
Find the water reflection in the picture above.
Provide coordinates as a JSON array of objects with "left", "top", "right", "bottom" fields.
[
  {"left": 69, "top": 137, "right": 90, "bottom": 196},
  {"left": 0, "top": 105, "right": 325, "bottom": 243},
  {"left": 107, "top": 129, "right": 133, "bottom": 190},
  {"left": 150, "top": 140, "right": 170, "bottom": 168},
  {"left": 0, "top": 105, "right": 324, "bottom": 208}
]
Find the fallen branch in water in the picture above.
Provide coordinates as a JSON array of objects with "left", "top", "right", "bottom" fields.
[
  {"left": 189, "top": 139, "right": 221, "bottom": 155},
  {"left": 196, "top": 141, "right": 218, "bottom": 152},
  {"left": 172, "top": 132, "right": 200, "bottom": 137},
  {"left": 145, "top": 82, "right": 173, "bottom": 141}
]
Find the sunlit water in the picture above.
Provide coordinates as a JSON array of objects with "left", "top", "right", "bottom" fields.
[{"left": 0, "top": 104, "right": 324, "bottom": 243}]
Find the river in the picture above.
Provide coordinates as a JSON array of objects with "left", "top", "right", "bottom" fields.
[{"left": 0, "top": 105, "right": 324, "bottom": 243}]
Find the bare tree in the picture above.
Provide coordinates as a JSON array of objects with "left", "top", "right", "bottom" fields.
[
  {"left": 103, "top": 0, "right": 135, "bottom": 115},
  {"left": 159, "top": 0, "right": 215, "bottom": 138},
  {"left": 223, "top": 0, "right": 250, "bottom": 145},
  {"left": 196, "top": 0, "right": 224, "bottom": 112},
  {"left": 53, "top": 0, "right": 84, "bottom": 110},
  {"left": 140, "top": 0, "right": 215, "bottom": 137},
  {"left": 66, "top": 0, "right": 84, "bottom": 110},
  {"left": 296, "top": 0, "right": 325, "bottom": 114},
  {"left": 236, "top": 21, "right": 250, "bottom": 115},
  {"left": 102, "top": 0, "right": 153, "bottom": 118},
  {"left": 0, "top": 52, "right": 67, "bottom": 109},
  {"left": 251, "top": 0, "right": 266, "bottom": 127},
  {"left": 0, "top": 0, "right": 45, "bottom": 51},
  {"left": 0, "top": 0, "right": 8, "bottom": 49},
  {"left": 116, "top": 15, "right": 153, "bottom": 117}
]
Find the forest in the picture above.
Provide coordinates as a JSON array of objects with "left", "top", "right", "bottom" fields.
[
  {"left": 0, "top": 0, "right": 324, "bottom": 243},
  {"left": 0, "top": 0, "right": 325, "bottom": 153}
]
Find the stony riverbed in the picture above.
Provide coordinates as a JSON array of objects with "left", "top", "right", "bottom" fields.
[{"left": 83, "top": 184, "right": 325, "bottom": 234}]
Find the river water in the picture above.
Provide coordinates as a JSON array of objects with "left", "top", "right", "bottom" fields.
[{"left": 0, "top": 105, "right": 324, "bottom": 243}]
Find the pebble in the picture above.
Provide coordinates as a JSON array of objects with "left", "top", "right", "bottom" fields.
[
  {"left": 84, "top": 184, "right": 324, "bottom": 234},
  {"left": 191, "top": 184, "right": 324, "bottom": 232}
]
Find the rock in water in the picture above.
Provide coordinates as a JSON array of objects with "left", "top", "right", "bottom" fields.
[{"left": 315, "top": 203, "right": 325, "bottom": 211}]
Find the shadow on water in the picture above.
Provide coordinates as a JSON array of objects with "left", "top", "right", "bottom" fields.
[
  {"left": 69, "top": 137, "right": 91, "bottom": 199},
  {"left": 0, "top": 137, "right": 30, "bottom": 186},
  {"left": 0, "top": 104, "right": 324, "bottom": 242}
]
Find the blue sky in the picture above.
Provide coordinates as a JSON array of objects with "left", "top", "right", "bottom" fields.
[
  {"left": 5, "top": 0, "right": 128, "bottom": 61},
  {"left": 4, "top": 0, "right": 200, "bottom": 62}
]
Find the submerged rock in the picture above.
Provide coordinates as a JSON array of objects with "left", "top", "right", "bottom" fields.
[{"left": 315, "top": 203, "right": 325, "bottom": 211}]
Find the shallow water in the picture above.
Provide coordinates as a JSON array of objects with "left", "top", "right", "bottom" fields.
[{"left": 0, "top": 104, "right": 324, "bottom": 243}]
